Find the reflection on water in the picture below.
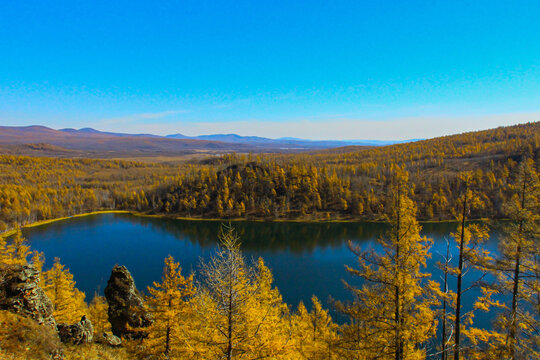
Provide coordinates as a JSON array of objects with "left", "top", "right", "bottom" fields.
[{"left": 20, "top": 213, "right": 499, "bottom": 326}]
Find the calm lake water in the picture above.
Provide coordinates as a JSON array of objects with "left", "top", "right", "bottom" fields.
[{"left": 20, "top": 213, "right": 500, "bottom": 326}]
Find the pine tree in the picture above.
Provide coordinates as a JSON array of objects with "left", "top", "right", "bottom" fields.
[
  {"left": 42, "top": 258, "right": 87, "bottom": 324},
  {"left": 143, "top": 255, "right": 196, "bottom": 359},
  {"left": 337, "top": 168, "right": 439, "bottom": 360}
]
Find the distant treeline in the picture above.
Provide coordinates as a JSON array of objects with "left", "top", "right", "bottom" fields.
[{"left": 0, "top": 122, "right": 539, "bottom": 231}]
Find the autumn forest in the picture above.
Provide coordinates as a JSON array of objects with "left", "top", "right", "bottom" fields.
[
  {"left": 0, "top": 122, "right": 539, "bottom": 359},
  {"left": 1, "top": 122, "right": 538, "bottom": 231}
]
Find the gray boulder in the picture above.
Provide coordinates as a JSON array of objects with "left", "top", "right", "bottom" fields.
[{"left": 57, "top": 315, "right": 94, "bottom": 344}]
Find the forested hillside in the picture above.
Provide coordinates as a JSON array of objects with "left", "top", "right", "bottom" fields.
[
  {"left": 0, "top": 122, "right": 538, "bottom": 231},
  {"left": 150, "top": 122, "right": 539, "bottom": 220},
  {"left": 0, "top": 157, "right": 185, "bottom": 231}
]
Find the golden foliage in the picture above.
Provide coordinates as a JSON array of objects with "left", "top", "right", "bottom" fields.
[
  {"left": 0, "top": 143, "right": 538, "bottom": 358},
  {"left": 42, "top": 258, "right": 88, "bottom": 324},
  {"left": 140, "top": 255, "right": 197, "bottom": 359},
  {"left": 0, "top": 310, "right": 60, "bottom": 360},
  {"left": 193, "top": 226, "right": 294, "bottom": 359},
  {"left": 0, "top": 122, "right": 538, "bottom": 233},
  {"left": 291, "top": 296, "right": 339, "bottom": 359},
  {"left": 0, "top": 228, "right": 31, "bottom": 265},
  {"left": 88, "top": 293, "right": 111, "bottom": 336},
  {"left": 337, "top": 168, "right": 440, "bottom": 360}
]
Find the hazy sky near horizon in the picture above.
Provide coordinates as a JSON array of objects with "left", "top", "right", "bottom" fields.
[{"left": 1, "top": 1, "right": 539, "bottom": 140}]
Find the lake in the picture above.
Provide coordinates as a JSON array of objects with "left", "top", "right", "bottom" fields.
[{"left": 20, "top": 213, "right": 500, "bottom": 326}]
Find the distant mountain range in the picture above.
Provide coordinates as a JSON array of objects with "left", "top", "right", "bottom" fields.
[
  {"left": 166, "top": 133, "right": 416, "bottom": 148},
  {"left": 0, "top": 125, "right": 252, "bottom": 158},
  {"left": 0, "top": 125, "right": 419, "bottom": 158}
]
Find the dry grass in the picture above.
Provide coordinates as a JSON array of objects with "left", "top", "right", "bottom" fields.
[
  {"left": 63, "top": 343, "right": 130, "bottom": 360},
  {"left": 0, "top": 310, "right": 132, "bottom": 360},
  {"left": 0, "top": 310, "right": 60, "bottom": 360}
]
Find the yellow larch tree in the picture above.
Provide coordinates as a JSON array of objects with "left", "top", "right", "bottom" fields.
[
  {"left": 31, "top": 250, "right": 45, "bottom": 273},
  {"left": 337, "top": 167, "right": 439, "bottom": 360},
  {"left": 42, "top": 258, "right": 87, "bottom": 324},
  {"left": 468, "top": 159, "right": 540, "bottom": 359},
  {"left": 291, "top": 296, "right": 339, "bottom": 359},
  {"left": 142, "top": 255, "right": 196, "bottom": 359},
  {"left": 88, "top": 292, "right": 110, "bottom": 337},
  {"left": 194, "top": 225, "right": 293, "bottom": 359},
  {"left": 498, "top": 158, "right": 540, "bottom": 359},
  {"left": 245, "top": 257, "right": 293, "bottom": 358},
  {"left": 0, "top": 229, "right": 31, "bottom": 265},
  {"left": 0, "top": 234, "right": 8, "bottom": 264},
  {"left": 450, "top": 172, "right": 492, "bottom": 360},
  {"left": 30, "top": 250, "right": 45, "bottom": 288}
]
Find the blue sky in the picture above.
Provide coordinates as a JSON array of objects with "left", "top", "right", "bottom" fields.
[{"left": 1, "top": 0, "right": 539, "bottom": 140}]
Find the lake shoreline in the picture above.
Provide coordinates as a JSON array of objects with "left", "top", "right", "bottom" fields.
[
  {"left": 2, "top": 209, "right": 495, "bottom": 237},
  {"left": 0, "top": 210, "right": 132, "bottom": 237}
]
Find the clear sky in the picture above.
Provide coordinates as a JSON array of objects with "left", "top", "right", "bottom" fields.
[{"left": 1, "top": 0, "right": 539, "bottom": 140}]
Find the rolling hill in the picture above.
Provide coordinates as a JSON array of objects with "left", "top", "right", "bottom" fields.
[
  {"left": 0, "top": 126, "right": 253, "bottom": 158},
  {"left": 0, "top": 125, "right": 409, "bottom": 158}
]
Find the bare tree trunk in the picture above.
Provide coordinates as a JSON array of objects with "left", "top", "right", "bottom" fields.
[
  {"left": 165, "top": 295, "right": 171, "bottom": 357},
  {"left": 508, "top": 171, "right": 527, "bottom": 360},
  {"left": 227, "top": 275, "right": 233, "bottom": 360},
  {"left": 395, "top": 183, "right": 403, "bottom": 360},
  {"left": 454, "top": 183, "right": 468, "bottom": 360},
  {"left": 441, "top": 239, "right": 450, "bottom": 360},
  {"left": 165, "top": 324, "right": 170, "bottom": 357}
]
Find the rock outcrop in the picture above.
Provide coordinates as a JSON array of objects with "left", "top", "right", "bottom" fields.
[
  {"left": 101, "top": 332, "right": 122, "bottom": 347},
  {"left": 57, "top": 315, "right": 94, "bottom": 344},
  {"left": 0, "top": 263, "right": 56, "bottom": 328},
  {"left": 104, "top": 265, "right": 152, "bottom": 338}
]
